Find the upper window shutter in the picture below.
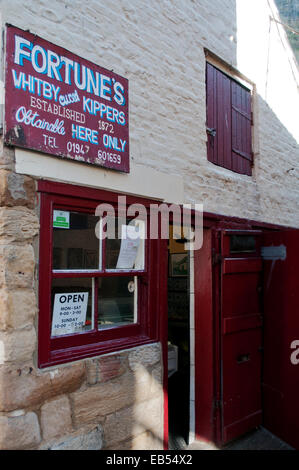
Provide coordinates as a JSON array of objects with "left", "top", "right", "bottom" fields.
[
  {"left": 206, "top": 63, "right": 252, "bottom": 176},
  {"left": 206, "top": 63, "right": 217, "bottom": 165},
  {"left": 231, "top": 80, "right": 252, "bottom": 175}
]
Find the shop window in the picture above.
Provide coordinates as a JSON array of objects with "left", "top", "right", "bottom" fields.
[
  {"left": 38, "top": 181, "right": 160, "bottom": 368},
  {"left": 206, "top": 62, "right": 253, "bottom": 176}
]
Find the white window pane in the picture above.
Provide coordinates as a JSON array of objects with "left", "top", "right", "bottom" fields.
[{"left": 105, "top": 217, "right": 145, "bottom": 270}]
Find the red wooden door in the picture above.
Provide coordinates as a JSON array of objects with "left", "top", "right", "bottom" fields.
[
  {"left": 263, "top": 230, "right": 299, "bottom": 449},
  {"left": 219, "top": 230, "right": 263, "bottom": 444}
]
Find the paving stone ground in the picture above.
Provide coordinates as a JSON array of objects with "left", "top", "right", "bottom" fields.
[{"left": 169, "top": 427, "right": 294, "bottom": 451}]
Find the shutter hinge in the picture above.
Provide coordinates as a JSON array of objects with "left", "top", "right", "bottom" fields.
[{"left": 206, "top": 127, "right": 217, "bottom": 137}]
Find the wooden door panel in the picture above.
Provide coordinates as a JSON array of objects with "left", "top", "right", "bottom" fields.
[
  {"left": 222, "top": 273, "right": 261, "bottom": 316},
  {"left": 223, "top": 329, "right": 262, "bottom": 422},
  {"left": 220, "top": 231, "right": 262, "bottom": 444}
]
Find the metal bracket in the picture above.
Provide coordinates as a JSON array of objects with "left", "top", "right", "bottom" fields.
[
  {"left": 261, "top": 245, "right": 286, "bottom": 261},
  {"left": 206, "top": 127, "right": 217, "bottom": 137}
]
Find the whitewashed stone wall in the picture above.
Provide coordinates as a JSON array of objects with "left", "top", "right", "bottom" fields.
[
  {"left": 0, "top": 0, "right": 298, "bottom": 450},
  {"left": 0, "top": 0, "right": 297, "bottom": 226}
]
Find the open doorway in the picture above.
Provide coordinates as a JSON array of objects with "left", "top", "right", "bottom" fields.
[{"left": 167, "top": 224, "right": 190, "bottom": 449}]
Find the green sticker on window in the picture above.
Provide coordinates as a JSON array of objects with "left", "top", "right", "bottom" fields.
[{"left": 53, "top": 210, "right": 70, "bottom": 229}]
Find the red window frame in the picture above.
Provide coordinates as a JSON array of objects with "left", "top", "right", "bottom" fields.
[{"left": 38, "top": 180, "right": 161, "bottom": 368}]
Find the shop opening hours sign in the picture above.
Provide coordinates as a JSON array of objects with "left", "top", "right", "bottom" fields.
[{"left": 4, "top": 25, "right": 129, "bottom": 173}]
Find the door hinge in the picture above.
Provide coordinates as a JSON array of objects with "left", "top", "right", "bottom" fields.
[
  {"left": 214, "top": 399, "right": 221, "bottom": 410},
  {"left": 212, "top": 252, "right": 222, "bottom": 265}
]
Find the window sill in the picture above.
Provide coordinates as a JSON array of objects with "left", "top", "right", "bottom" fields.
[
  {"left": 206, "top": 161, "right": 255, "bottom": 182},
  {"left": 39, "top": 334, "right": 157, "bottom": 368}
]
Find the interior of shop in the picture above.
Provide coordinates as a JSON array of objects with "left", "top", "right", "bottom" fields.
[{"left": 167, "top": 224, "right": 190, "bottom": 449}]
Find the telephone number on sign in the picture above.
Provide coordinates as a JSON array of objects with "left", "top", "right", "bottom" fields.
[
  {"left": 67, "top": 141, "right": 90, "bottom": 155},
  {"left": 98, "top": 150, "right": 121, "bottom": 165}
]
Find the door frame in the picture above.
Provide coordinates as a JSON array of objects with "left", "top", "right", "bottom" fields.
[
  {"left": 194, "top": 225, "right": 265, "bottom": 446},
  {"left": 164, "top": 222, "right": 196, "bottom": 448},
  {"left": 163, "top": 209, "right": 297, "bottom": 449},
  {"left": 217, "top": 228, "right": 263, "bottom": 444}
]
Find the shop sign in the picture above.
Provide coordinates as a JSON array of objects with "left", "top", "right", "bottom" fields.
[
  {"left": 116, "top": 225, "right": 141, "bottom": 269},
  {"left": 4, "top": 25, "right": 129, "bottom": 172},
  {"left": 53, "top": 210, "right": 70, "bottom": 229},
  {"left": 51, "top": 292, "right": 88, "bottom": 336}
]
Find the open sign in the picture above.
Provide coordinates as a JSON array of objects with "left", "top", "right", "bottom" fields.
[{"left": 51, "top": 292, "right": 89, "bottom": 337}]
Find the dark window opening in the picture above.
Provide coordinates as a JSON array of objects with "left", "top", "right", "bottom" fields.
[{"left": 230, "top": 235, "right": 256, "bottom": 253}]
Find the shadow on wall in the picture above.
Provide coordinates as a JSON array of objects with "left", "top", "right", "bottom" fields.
[
  {"left": 253, "top": 93, "right": 299, "bottom": 227},
  {"left": 0, "top": 342, "right": 165, "bottom": 450},
  {"left": 235, "top": 0, "right": 299, "bottom": 224},
  {"left": 48, "top": 346, "right": 165, "bottom": 450},
  {"left": 98, "top": 346, "right": 165, "bottom": 450}
]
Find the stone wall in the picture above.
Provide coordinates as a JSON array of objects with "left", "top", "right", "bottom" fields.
[
  {"left": 0, "top": 48, "right": 165, "bottom": 447},
  {"left": 0, "top": 142, "right": 164, "bottom": 448},
  {"left": 0, "top": 345, "right": 163, "bottom": 450},
  {"left": 0, "top": 0, "right": 298, "bottom": 451},
  {"left": 0, "top": 322, "right": 163, "bottom": 450}
]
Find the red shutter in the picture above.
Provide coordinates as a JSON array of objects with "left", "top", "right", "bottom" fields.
[
  {"left": 206, "top": 63, "right": 252, "bottom": 176},
  {"left": 206, "top": 63, "right": 217, "bottom": 165},
  {"left": 231, "top": 80, "right": 252, "bottom": 176}
]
